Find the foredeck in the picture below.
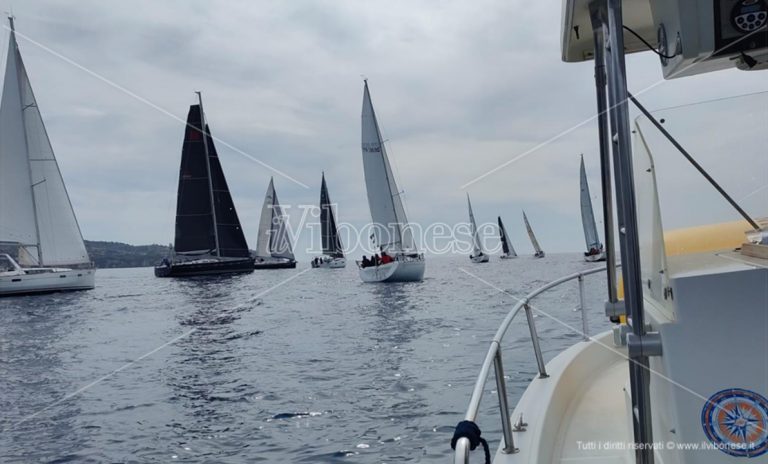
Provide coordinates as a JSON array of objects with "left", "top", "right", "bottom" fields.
[{"left": 491, "top": 331, "right": 631, "bottom": 464}]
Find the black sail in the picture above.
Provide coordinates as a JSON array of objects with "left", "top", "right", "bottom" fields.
[
  {"left": 498, "top": 216, "right": 510, "bottom": 255},
  {"left": 174, "top": 105, "right": 215, "bottom": 254},
  {"left": 206, "top": 123, "right": 250, "bottom": 257},
  {"left": 320, "top": 174, "right": 343, "bottom": 257},
  {"left": 173, "top": 104, "right": 249, "bottom": 258}
]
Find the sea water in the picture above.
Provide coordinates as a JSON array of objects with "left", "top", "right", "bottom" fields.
[{"left": 0, "top": 254, "right": 611, "bottom": 462}]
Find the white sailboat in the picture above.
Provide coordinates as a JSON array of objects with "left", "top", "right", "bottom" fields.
[
  {"left": 357, "top": 80, "right": 425, "bottom": 283},
  {"left": 522, "top": 210, "right": 545, "bottom": 258},
  {"left": 497, "top": 216, "right": 517, "bottom": 259},
  {"left": 467, "top": 194, "right": 489, "bottom": 263},
  {"left": 253, "top": 178, "right": 297, "bottom": 269},
  {"left": 0, "top": 17, "right": 94, "bottom": 295},
  {"left": 312, "top": 172, "right": 346, "bottom": 269},
  {"left": 580, "top": 154, "right": 606, "bottom": 262}
]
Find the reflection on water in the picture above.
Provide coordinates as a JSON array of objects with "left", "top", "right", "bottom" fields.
[{"left": 0, "top": 255, "right": 611, "bottom": 462}]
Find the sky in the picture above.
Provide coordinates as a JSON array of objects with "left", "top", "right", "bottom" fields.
[{"left": 3, "top": 0, "right": 767, "bottom": 259}]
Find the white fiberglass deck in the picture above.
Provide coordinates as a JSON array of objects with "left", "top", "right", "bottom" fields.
[{"left": 493, "top": 331, "right": 631, "bottom": 464}]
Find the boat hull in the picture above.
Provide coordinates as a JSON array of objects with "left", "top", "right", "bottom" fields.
[
  {"left": 470, "top": 254, "right": 490, "bottom": 263},
  {"left": 584, "top": 251, "right": 606, "bottom": 262},
  {"left": 253, "top": 258, "right": 297, "bottom": 270},
  {"left": 311, "top": 257, "right": 346, "bottom": 269},
  {"left": 499, "top": 254, "right": 517, "bottom": 260},
  {"left": 0, "top": 268, "right": 95, "bottom": 296},
  {"left": 357, "top": 256, "right": 425, "bottom": 282},
  {"left": 533, "top": 251, "right": 545, "bottom": 258},
  {"left": 154, "top": 257, "right": 255, "bottom": 277}
]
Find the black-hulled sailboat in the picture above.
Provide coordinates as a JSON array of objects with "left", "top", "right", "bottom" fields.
[
  {"left": 497, "top": 216, "right": 517, "bottom": 259},
  {"left": 155, "top": 93, "right": 254, "bottom": 277},
  {"left": 311, "top": 173, "right": 346, "bottom": 269}
]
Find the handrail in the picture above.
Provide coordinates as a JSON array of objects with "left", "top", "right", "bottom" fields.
[{"left": 454, "top": 265, "right": 608, "bottom": 464}]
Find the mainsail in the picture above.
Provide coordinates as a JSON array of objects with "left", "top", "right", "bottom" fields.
[
  {"left": 173, "top": 100, "right": 249, "bottom": 258},
  {"left": 467, "top": 194, "right": 484, "bottom": 256},
  {"left": 0, "top": 18, "right": 89, "bottom": 267},
  {"left": 497, "top": 216, "right": 517, "bottom": 257},
  {"left": 320, "top": 173, "right": 344, "bottom": 257},
  {"left": 580, "top": 155, "right": 602, "bottom": 252},
  {"left": 361, "top": 80, "right": 415, "bottom": 253},
  {"left": 523, "top": 210, "right": 543, "bottom": 254},
  {"left": 256, "top": 178, "right": 295, "bottom": 260}
]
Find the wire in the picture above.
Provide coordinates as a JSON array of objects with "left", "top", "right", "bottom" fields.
[{"left": 623, "top": 25, "right": 678, "bottom": 59}]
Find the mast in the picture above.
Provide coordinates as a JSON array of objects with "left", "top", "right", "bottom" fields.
[
  {"left": 10, "top": 16, "right": 43, "bottom": 265},
  {"left": 196, "top": 91, "right": 220, "bottom": 257}
]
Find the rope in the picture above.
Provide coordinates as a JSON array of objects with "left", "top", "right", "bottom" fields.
[{"left": 451, "top": 420, "right": 491, "bottom": 464}]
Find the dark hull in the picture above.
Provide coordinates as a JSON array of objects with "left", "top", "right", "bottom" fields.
[
  {"left": 154, "top": 257, "right": 255, "bottom": 277},
  {"left": 253, "top": 260, "right": 297, "bottom": 270}
]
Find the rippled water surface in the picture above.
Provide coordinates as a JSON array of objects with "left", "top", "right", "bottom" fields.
[{"left": 1, "top": 254, "right": 612, "bottom": 463}]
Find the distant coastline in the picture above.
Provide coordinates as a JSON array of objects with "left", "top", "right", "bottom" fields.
[{"left": 85, "top": 240, "right": 169, "bottom": 269}]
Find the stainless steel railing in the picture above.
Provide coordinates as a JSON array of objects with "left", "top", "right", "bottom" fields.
[{"left": 454, "top": 266, "right": 608, "bottom": 463}]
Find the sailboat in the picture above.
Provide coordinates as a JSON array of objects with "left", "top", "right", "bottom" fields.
[
  {"left": 357, "top": 80, "right": 425, "bottom": 282},
  {"left": 497, "top": 216, "right": 517, "bottom": 259},
  {"left": 253, "top": 178, "right": 297, "bottom": 269},
  {"left": 154, "top": 93, "right": 254, "bottom": 277},
  {"left": 311, "top": 173, "right": 346, "bottom": 269},
  {"left": 0, "top": 17, "right": 95, "bottom": 295},
  {"left": 580, "top": 155, "right": 606, "bottom": 262},
  {"left": 467, "top": 194, "right": 489, "bottom": 263},
  {"left": 523, "top": 210, "right": 545, "bottom": 258}
]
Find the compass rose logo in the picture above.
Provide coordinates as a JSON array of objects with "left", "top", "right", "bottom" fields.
[{"left": 701, "top": 388, "right": 768, "bottom": 457}]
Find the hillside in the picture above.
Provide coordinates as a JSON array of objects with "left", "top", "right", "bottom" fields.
[{"left": 85, "top": 241, "right": 169, "bottom": 269}]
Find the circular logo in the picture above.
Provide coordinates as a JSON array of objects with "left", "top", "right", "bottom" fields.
[{"left": 701, "top": 388, "right": 768, "bottom": 457}]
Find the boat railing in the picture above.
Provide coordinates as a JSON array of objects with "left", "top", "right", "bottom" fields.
[{"left": 453, "top": 265, "right": 608, "bottom": 464}]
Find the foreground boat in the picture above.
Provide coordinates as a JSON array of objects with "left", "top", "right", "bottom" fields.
[
  {"left": 580, "top": 155, "right": 606, "bottom": 262},
  {"left": 357, "top": 80, "right": 425, "bottom": 282},
  {"left": 522, "top": 211, "right": 545, "bottom": 258},
  {"left": 467, "top": 194, "right": 489, "bottom": 263},
  {"left": 453, "top": 1, "right": 768, "bottom": 463},
  {"left": 0, "top": 17, "right": 95, "bottom": 295},
  {"left": 253, "top": 178, "right": 297, "bottom": 270},
  {"left": 497, "top": 216, "right": 517, "bottom": 259},
  {"left": 312, "top": 173, "right": 346, "bottom": 269},
  {"left": 155, "top": 93, "right": 254, "bottom": 277}
]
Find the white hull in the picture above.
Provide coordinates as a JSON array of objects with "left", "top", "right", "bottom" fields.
[
  {"left": 0, "top": 267, "right": 95, "bottom": 295},
  {"left": 499, "top": 253, "right": 517, "bottom": 260},
  {"left": 357, "top": 257, "right": 425, "bottom": 282},
  {"left": 470, "top": 254, "right": 490, "bottom": 263},
  {"left": 584, "top": 252, "right": 606, "bottom": 262},
  {"left": 311, "top": 257, "right": 346, "bottom": 269}
]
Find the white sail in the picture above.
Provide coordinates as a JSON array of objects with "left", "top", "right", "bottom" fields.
[
  {"left": 255, "top": 178, "right": 274, "bottom": 258},
  {"left": 523, "top": 210, "right": 543, "bottom": 254},
  {"left": 361, "top": 80, "right": 415, "bottom": 253},
  {"left": 467, "top": 194, "right": 484, "bottom": 256},
  {"left": 0, "top": 20, "right": 89, "bottom": 267},
  {"left": 269, "top": 184, "right": 294, "bottom": 260},
  {"left": 580, "top": 155, "right": 602, "bottom": 251}
]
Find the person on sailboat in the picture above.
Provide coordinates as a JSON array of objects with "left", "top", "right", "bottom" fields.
[
  {"left": 380, "top": 251, "right": 393, "bottom": 264},
  {"left": 361, "top": 256, "right": 371, "bottom": 268},
  {"left": 373, "top": 254, "right": 380, "bottom": 266}
]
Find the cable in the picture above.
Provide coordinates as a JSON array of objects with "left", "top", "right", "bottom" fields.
[{"left": 623, "top": 25, "right": 678, "bottom": 59}]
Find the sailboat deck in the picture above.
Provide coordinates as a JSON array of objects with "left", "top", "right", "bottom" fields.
[{"left": 492, "top": 332, "right": 632, "bottom": 464}]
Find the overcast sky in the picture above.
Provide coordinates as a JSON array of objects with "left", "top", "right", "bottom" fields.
[{"left": 4, "top": 0, "right": 767, "bottom": 258}]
